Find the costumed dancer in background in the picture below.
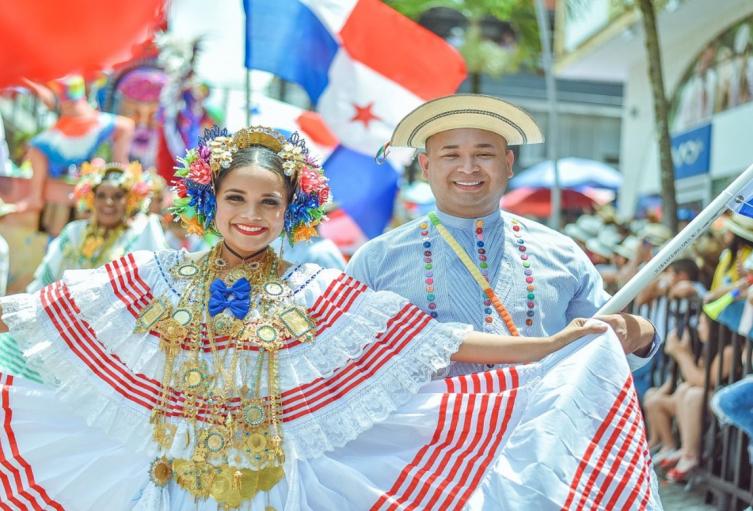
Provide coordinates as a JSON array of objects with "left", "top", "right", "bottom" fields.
[
  {"left": 0, "top": 160, "right": 167, "bottom": 382},
  {"left": 0, "top": 126, "right": 659, "bottom": 509},
  {"left": 28, "top": 160, "right": 167, "bottom": 291},
  {"left": 110, "top": 67, "right": 168, "bottom": 168},
  {"left": 7, "top": 75, "right": 135, "bottom": 236},
  {"left": 154, "top": 37, "right": 216, "bottom": 184}
]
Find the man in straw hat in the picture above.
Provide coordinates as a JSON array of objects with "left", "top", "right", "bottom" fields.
[{"left": 347, "top": 94, "right": 658, "bottom": 376}]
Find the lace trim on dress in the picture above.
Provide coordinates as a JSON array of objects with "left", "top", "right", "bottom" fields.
[{"left": 0, "top": 251, "right": 468, "bottom": 461}]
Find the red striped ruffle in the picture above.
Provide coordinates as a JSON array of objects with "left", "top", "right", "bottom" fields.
[
  {"left": 282, "top": 303, "right": 429, "bottom": 422},
  {"left": 561, "top": 375, "right": 652, "bottom": 511},
  {"left": 40, "top": 278, "right": 427, "bottom": 426},
  {"left": 372, "top": 368, "right": 519, "bottom": 511},
  {"left": 0, "top": 373, "right": 65, "bottom": 511}
]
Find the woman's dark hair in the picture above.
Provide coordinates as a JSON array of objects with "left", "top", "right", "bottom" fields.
[
  {"left": 214, "top": 145, "right": 295, "bottom": 201},
  {"left": 669, "top": 257, "right": 700, "bottom": 282},
  {"left": 730, "top": 233, "right": 753, "bottom": 255}
]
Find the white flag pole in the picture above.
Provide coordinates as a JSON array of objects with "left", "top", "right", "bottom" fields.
[{"left": 598, "top": 162, "right": 753, "bottom": 315}]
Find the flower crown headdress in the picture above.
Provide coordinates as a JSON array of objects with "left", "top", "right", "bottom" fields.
[
  {"left": 72, "top": 160, "right": 151, "bottom": 216},
  {"left": 171, "top": 125, "right": 331, "bottom": 243}
]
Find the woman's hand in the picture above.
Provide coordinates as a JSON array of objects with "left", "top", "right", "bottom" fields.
[
  {"left": 665, "top": 328, "right": 691, "bottom": 358},
  {"left": 550, "top": 318, "right": 608, "bottom": 350},
  {"left": 454, "top": 320, "right": 607, "bottom": 365}
]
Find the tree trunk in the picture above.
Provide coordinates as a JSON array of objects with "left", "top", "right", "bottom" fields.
[
  {"left": 471, "top": 72, "right": 481, "bottom": 93},
  {"left": 637, "top": 0, "right": 678, "bottom": 234}
]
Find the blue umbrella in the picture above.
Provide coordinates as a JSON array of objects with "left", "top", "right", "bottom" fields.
[{"left": 510, "top": 157, "right": 623, "bottom": 190}]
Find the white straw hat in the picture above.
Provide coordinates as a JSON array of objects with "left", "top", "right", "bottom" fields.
[{"left": 388, "top": 94, "right": 544, "bottom": 149}]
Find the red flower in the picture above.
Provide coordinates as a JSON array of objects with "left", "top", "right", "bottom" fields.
[
  {"left": 299, "top": 168, "right": 322, "bottom": 194},
  {"left": 175, "top": 180, "right": 188, "bottom": 198},
  {"left": 188, "top": 158, "right": 212, "bottom": 185},
  {"left": 318, "top": 186, "right": 330, "bottom": 204}
]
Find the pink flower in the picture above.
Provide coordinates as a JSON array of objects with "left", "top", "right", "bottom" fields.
[
  {"left": 188, "top": 159, "right": 212, "bottom": 185},
  {"left": 318, "top": 187, "right": 330, "bottom": 205},
  {"left": 132, "top": 181, "right": 150, "bottom": 196}
]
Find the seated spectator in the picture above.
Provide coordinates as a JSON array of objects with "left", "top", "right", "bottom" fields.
[
  {"left": 636, "top": 257, "right": 706, "bottom": 307},
  {"left": 644, "top": 313, "right": 736, "bottom": 482}
]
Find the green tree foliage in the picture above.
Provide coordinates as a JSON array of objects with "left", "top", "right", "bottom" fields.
[{"left": 387, "top": 0, "right": 541, "bottom": 76}]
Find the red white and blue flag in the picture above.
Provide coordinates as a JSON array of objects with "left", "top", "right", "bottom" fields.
[{"left": 243, "top": 0, "right": 467, "bottom": 237}]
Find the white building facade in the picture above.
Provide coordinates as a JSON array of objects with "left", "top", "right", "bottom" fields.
[{"left": 555, "top": 0, "right": 753, "bottom": 218}]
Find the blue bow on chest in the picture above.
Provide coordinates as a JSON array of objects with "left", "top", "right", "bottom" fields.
[{"left": 208, "top": 278, "right": 251, "bottom": 319}]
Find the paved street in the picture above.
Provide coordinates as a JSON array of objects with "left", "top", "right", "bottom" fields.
[{"left": 659, "top": 480, "right": 716, "bottom": 510}]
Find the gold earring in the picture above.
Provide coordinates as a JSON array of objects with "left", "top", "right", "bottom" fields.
[{"left": 278, "top": 235, "right": 285, "bottom": 262}]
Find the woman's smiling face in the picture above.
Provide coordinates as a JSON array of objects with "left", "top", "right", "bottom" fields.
[{"left": 213, "top": 164, "right": 288, "bottom": 257}]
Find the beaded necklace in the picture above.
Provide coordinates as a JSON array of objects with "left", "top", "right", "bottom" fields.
[
  {"left": 134, "top": 244, "right": 317, "bottom": 510},
  {"left": 68, "top": 221, "right": 128, "bottom": 268},
  {"left": 418, "top": 212, "right": 538, "bottom": 335}
]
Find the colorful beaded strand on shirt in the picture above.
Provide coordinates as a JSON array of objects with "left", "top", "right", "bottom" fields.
[
  {"left": 424, "top": 213, "right": 520, "bottom": 336},
  {"left": 420, "top": 214, "right": 538, "bottom": 335},
  {"left": 474, "top": 219, "right": 495, "bottom": 328},
  {"left": 511, "top": 218, "right": 537, "bottom": 328},
  {"left": 419, "top": 221, "right": 438, "bottom": 318}
]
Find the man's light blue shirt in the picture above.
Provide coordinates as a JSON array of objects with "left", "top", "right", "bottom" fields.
[{"left": 346, "top": 209, "right": 658, "bottom": 376}]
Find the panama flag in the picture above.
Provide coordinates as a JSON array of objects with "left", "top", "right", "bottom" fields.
[{"left": 243, "top": 0, "right": 467, "bottom": 238}]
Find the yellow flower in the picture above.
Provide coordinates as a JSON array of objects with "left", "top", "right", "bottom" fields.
[
  {"left": 293, "top": 225, "right": 317, "bottom": 243},
  {"left": 81, "top": 236, "right": 102, "bottom": 258},
  {"left": 184, "top": 215, "right": 205, "bottom": 236}
]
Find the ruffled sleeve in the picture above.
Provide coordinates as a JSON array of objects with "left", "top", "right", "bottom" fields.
[
  {"left": 277, "top": 264, "right": 469, "bottom": 460},
  {"left": 0, "top": 255, "right": 468, "bottom": 463},
  {"left": 0, "top": 249, "right": 181, "bottom": 456},
  {"left": 26, "top": 220, "right": 82, "bottom": 293}
]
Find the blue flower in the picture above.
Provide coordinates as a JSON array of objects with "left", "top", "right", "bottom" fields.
[
  {"left": 284, "top": 192, "right": 318, "bottom": 232},
  {"left": 186, "top": 182, "right": 217, "bottom": 228}
]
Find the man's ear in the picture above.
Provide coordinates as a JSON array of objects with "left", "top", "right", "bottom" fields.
[
  {"left": 505, "top": 148, "right": 515, "bottom": 178},
  {"left": 418, "top": 152, "right": 430, "bottom": 179}
]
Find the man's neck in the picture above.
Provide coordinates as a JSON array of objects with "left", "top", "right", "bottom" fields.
[
  {"left": 433, "top": 207, "right": 502, "bottom": 229},
  {"left": 435, "top": 205, "right": 498, "bottom": 219}
]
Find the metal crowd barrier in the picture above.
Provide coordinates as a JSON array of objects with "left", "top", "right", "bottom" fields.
[{"left": 634, "top": 296, "right": 753, "bottom": 510}]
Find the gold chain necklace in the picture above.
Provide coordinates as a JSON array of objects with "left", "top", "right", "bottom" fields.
[
  {"left": 137, "top": 244, "right": 316, "bottom": 509},
  {"left": 72, "top": 221, "right": 127, "bottom": 268}
]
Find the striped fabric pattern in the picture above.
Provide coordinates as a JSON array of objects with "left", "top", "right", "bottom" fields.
[
  {"left": 0, "top": 374, "right": 64, "bottom": 511},
  {"left": 562, "top": 376, "right": 653, "bottom": 511},
  {"left": 36, "top": 254, "right": 434, "bottom": 428},
  {"left": 374, "top": 368, "right": 519, "bottom": 511},
  {"left": 0, "top": 335, "right": 41, "bottom": 384}
]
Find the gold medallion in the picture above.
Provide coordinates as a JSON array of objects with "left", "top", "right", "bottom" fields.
[
  {"left": 246, "top": 432, "right": 267, "bottom": 453},
  {"left": 264, "top": 281, "right": 285, "bottom": 298},
  {"left": 135, "top": 299, "right": 170, "bottom": 333},
  {"left": 205, "top": 430, "right": 226, "bottom": 453},
  {"left": 279, "top": 307, "right": 315, "bottom": 339},
  {"left": 256, "top": 324, "right": 278, "bottom": 343},
  {"left": 172, "top": 308, "right": 192, "bottom": 326},
  {"left": 242, "top": 401, "right": 266, "bottom": 426},
  {"left": 149, "top": 457, "right": 173, "bottom": 487},
  {"left": 179, "top": 361, "right": 212, "bottom": 393},
  {"left": 176, "top": 263, "right": 199, "bottom": 278}
]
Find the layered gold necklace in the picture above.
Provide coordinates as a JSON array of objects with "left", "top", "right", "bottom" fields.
[
  {"left": 69, "top": 220, "right": 128, "bottom": 268},
  {"left": 135, "top": 244, "right": 316, "bottom": 509}
]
